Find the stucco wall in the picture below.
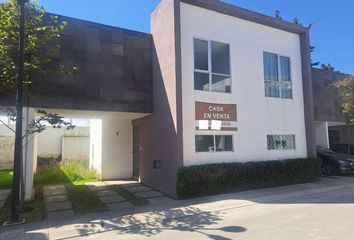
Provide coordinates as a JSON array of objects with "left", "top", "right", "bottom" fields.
[
  {"left": 133, "top": 0, "right": 181, "bottom": 197},
  {"left": 180, "top": 3, "right": 308, "bottom": 165}
]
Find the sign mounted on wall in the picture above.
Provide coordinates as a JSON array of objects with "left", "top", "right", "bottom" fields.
[{"left": 195, "top": 101, "right": 238, "bottom": 131}]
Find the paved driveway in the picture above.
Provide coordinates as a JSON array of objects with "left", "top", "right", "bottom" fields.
[{"left": 1, "top": 176, "right": 354, "bottom": 240}]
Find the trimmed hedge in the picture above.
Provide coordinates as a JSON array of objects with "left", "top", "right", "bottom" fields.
[{"left": 177, "top": 158, "right": 321, "bottom": 199}]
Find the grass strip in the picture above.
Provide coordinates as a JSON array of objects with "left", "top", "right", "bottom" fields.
[
  {"left": 0, "top": 186, "right": 43, "bottom": 223},
  {"left": 0, "top": 170, "right": 13, "bottom": 190},
  {"left": 65, "top": 184, "right": 107, "bottom": 215},
  {"left": 113, "top": 187, "right": 149, "bottom": 206}
]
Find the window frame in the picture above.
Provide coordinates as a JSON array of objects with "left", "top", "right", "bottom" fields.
[
  {"left": 195, "top": 134, "right": 234, "bottom": 153},
  {"left": 263, "top": 52, "right": 293, "bottom": 99},
  {"left": 267, "top": 134, "right": 296, "bottom": 150},
  {"left": 193, "top": 38, "right": 232, "bottom": 93}
]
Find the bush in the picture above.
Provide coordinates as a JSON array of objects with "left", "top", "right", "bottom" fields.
[{"left": 177, "top": 158, "right": 321, "bottom": 199}]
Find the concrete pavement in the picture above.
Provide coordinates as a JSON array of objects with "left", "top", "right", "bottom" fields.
[{"left": 1, "top": 176, "right": 354, "bottom": 240}]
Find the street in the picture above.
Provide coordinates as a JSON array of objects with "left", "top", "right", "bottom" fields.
[{"left": 1, "top": 176, "right": 354, "bottom": 240}]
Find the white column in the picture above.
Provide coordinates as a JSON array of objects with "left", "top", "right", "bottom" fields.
[
  {"left": 22, "top": 107, "right": 37, "bottom": 201},
  {"left": 314, "top": 121, "right": 330, "bottom": 148},
  {"left": 89, "top": 119, "right": 102, "bottom": 177}
]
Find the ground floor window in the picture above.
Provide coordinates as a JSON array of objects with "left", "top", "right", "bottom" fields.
[
  {"left": 267, "top": 135, "right": 295, "bottom": 150},
  {"left": 195, "top": 135, "right": 233, "bottom": 152}
]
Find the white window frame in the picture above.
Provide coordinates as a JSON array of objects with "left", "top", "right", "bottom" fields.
[
  {"left": 267, "top": 134, "right": 296, "bottom": 150},
  {"left": 194, "top": 38, "right": 232, "bottom": 93},
  {"left": 263, "top": 52, "right": 293, "bottom": 99},
  {"left": 195, "top": 134, "right": 234, "bottom": 153}
]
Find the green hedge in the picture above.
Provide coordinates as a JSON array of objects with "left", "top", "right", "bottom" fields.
[{"left": 177, "top": 158, "right": 321, "bottom": 199}]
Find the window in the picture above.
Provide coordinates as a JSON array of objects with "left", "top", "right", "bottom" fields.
[
  {"left": 328, "top": 129, "right": 341, "bottom": 144},
  {"left": 194, "top": 39, "right": 231, "bottom": 93},
  {"left": 264, "top": 52, "right": 292, "bottom": 99},
  {"left": 195, "top": 135, "right": 233, "bottom": 152},
  {"left": 267, "top": 135, "right": 295, "bottom": 150}
]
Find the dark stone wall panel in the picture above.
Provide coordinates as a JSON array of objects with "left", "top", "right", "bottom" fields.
[{"left": 0, "top": 15, "right": 153, "bottom": 113}]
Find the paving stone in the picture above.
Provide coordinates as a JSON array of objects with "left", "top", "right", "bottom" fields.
[
  {"left": 99, "top": 195, "right": 125, "bottom": 204},
  {"left": 46, "top": 209, "right": 75, "bottom": 220},
  {"left": 0, "top": 194, "right": 9, "bottom": 201},
  {"left": 45, "top": 195, "right": 68, "bottom": 203},
  {"left": 43, "top": 189, "right": 67, "bottom": 197},
  {"left": 87, "top": 185, "right": 110, "bottom": 192},
  {"left": 125, "top": 185, "right": 153, "bottom": 193},
  {"left": 45, "top": 201, "right": 72, "bottom": 212},
  {"left": 85, "top": 181, "right": 107, "bottom": 187},
  {"left": 95, "top": 190, "right": 118, "bottom": 197},
  {"left": 0, "top": 229, "right": 24, "bottom": 240},
  {"left": 0, "top": 189, "right": 11, "bottom": 196},
  {"left": 106, "top": 201, "right": 133, "bottom": 211},
  {"left": 120, "top": 183, "right": 143, "bottom": 188},
  {"left": 43, "top": 185, "right": 65, "bottom": 191},
  {"left": 147, "top": 197, "right": 175, "bottom": 205},
  {"left": 135, "top": 191, "right": 164, "bottom": 199}
]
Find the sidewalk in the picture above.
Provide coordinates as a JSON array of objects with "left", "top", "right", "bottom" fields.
[{"left": 1, "top": 176, "right": 354, "bottom": 240}]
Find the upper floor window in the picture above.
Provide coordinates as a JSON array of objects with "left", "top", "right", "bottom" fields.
[
  {"left": 194, "top": 39, "right": 231, "bottom": 93},
  {"left": 263, "top": 52, "right": 292, "bottom": 99}
]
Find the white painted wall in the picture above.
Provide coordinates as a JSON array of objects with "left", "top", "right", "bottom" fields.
[
  {"left": 62, "top": 136, "right": 90, "bottom": 161},
  {"left": 89, "top": 119, "right": 102, "bottom": 176},
  {"left": 180, "top": 3, "right": 308, "bottom": 166},
  {"left": 314, "top": 121, "right": 329, "bottom": 148},
  {"left": 37, "top": 127, "right": 90, "bottom": 156},
  {"left": 101, "top": 118, "right": 133, "bottom": 180}
]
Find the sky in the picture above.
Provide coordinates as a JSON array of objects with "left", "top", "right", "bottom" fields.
[{"left": 2, "top": 0, "right": 354, "bottom": 73}]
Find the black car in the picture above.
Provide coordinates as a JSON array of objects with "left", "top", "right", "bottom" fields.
[
  {"left": 330, "top": 143, "right": 354, "bottom": 155},
  {"left": 317, "top": 148, "right": 354, "bottom": 176}
]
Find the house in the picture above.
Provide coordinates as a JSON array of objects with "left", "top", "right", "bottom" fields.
[
  {"left": 312, "top": 68, "right": 352, "bottom": 148},
  {"left": 0, "top": 0, "right": 316, "bottom": 199}
]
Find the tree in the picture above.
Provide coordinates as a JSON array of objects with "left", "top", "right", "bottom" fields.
[
  {"left": 0, "top": 0, "right": 76, "bottom": 223},
  {"left": 320, "top": 63, "right": 335, "bottom": 72},
  {"left": 334, "top": 75, "right": 354, "bottom": 153}
]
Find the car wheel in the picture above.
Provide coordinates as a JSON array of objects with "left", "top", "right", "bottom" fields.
[{"left": 322, "top": 163, "right": 337, "bottom": 176}]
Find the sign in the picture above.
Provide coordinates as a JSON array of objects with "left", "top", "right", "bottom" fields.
[{"left": 195, "top": 101, "right": 238, "bottom": 131}]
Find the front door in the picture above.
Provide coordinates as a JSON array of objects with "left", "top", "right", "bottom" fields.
[{"left": 132, "top": 125, "right": 140, "bottom": 178}]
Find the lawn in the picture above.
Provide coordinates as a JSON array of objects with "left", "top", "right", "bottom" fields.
[
  {"left": 0, "top": 159, "right": 101, "bottom": 223},
  {"left": 65, "top": 185, "right": 107, "bottom": 214},
  {"left": 0, "top": 170, "right": 13, "bottom": 190},
  {"left": 34, "top": 160, "right": 98, "bottom": 186}
]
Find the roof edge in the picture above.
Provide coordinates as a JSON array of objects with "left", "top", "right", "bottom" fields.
[{"left": 180, "top": 0, "right": 309, "bottom": 35}]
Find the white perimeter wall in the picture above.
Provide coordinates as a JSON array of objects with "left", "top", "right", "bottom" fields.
[{"left": 180, "top": 3, "right": 308, "bottom": 166}]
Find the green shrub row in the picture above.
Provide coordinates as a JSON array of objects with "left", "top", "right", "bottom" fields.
[{"left": 177, "top": 158, "right": 321, "bottom": 199}]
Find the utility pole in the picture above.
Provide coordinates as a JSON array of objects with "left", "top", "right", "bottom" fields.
[{"left": 9, "top": 0, "right": 29, "bottom": 224}]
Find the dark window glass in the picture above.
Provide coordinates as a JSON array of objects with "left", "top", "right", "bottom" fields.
[
  {"left": 195, "top": 135, "right": 214, "bottom": 152},
  {"left": 194, "top": 39, "right": 208, "bottom": 71},
  {"left": 263, "top": 52, "right": 278, "bottom": 82},
  {"left": 280, "top": 56, "right": 291, "bottom": 82},
  {"left": 212, "top": 74, "right": 231, "bottom": 93},
  {"left": 194, "top": 72, "right": 210, "bottom": 91},
  {"left": 211, "top": 41, "right": 230, "bottom": 75},
  {"left": 215, "top": 135, "right": 233, "bottom": 152}
]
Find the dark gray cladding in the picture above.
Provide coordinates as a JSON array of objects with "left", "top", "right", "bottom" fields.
[
  {"left": 0, "top": 14, "right": 153, "bottom": 113},
  {"left": 312, "top": 68, "right": 350, "bottom": 122}
]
